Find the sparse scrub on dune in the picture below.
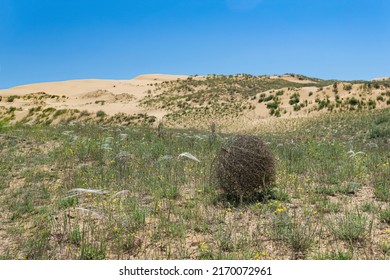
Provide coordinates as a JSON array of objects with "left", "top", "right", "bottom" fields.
[
  {"left": 276, "top": 90, "right": 284, "bottom": 96},
  {"left": 377, "top": 96, "right": 384, "bottom": 102},
  {"left": 348, "top": 97, "right": 359, "bottom": 106},
  {"left": 212, "top": 134, "right": 276, "bottom": 201},
  {"left": 368, "top": 99, "right": 376, "bottom": 109},
  {"left": 96, "top": 110, "right": 106, "bottom": 118},
  {"left": 266, "top": 101, "right": 279, "bottom": 110},
  {"left": 132, "top": 74, "right": 390, "bottom": 126},
  {"left": 95, "top": 100, "right": 106, "bottom": 105},
  {"left": 289, "top": 92, "right": 300, "bottom": 105},
  {"left": 7, "top": 95, "right": 19, "bottom": 102},
  {"left": 333, "top": 82, "right": 339, "bottom": 94},
  {"left": 53, "top": 109, "right": 68, "bottom": 118},
  {"left": 343, "top": 83, "right": 353, "bottom": 91},
  {"left": 43, "top": 107, "right": 56, "bottom": 114},
  {"left": 141, "top": 74, "right": 356, "bottom": 123},
  {"left": 79, "top": 110, "right": 91, "bottom": 117}
]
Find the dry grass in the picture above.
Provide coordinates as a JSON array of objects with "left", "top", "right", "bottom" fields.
[{"left": 0, "top": 108, "right": 389, "bottom": 260}]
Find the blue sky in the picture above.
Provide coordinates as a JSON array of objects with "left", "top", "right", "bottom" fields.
[{"left": 1, "top": 0, "right": 389, "bottom": 88}]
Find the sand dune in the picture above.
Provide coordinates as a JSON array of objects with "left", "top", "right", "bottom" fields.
[
  {"left": 0, "top": 74, "right": 189, "bottom": 97},
  {"left": 132, "top": 74, "right": 189, "bottom": 82},
  {"left": 0, "top": 74, "right": 389, "bottom": 127},
  {"left": 372, "top": 77, "right": 390, "bottom": 81},
  {"left": 0, "top": 75, "right": 177, "bottom": 123},
  {"left": 270, "top": 74, "right": 317, "bottom": 84},
  {"left": 0, "top": 74, "right": 190, "bottom": 121}
]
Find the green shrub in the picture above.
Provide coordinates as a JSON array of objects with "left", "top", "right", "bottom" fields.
[
  {"left": 289, "top": 93, "right": 300, "bottom": 105},
  {"left": 53, "top": 109, "right": 67, "bottom": 118},
  {"left": 343, "top": 84, "right": 353, "bottom": 91},
  {"left": 333, "top": 82, "right": 338, "bottom": 93},
  {"left": 96, "top": 110, "right": 106, "bottom": 118},
  {"left": 368, "top": 99, "right": 376, "bottom": 109},
  {"left": 79, "top": 110, "right": 90, "bottom": 117},
  {"left": 95, "top": 100, "right": 106, "bottom": 105},
  {"left": 43, "top": 107, "right": 56, "bottom": 113},
  {"left": 348, "top": 97, "right": 359, "bottom": 106},
  {"left": 266, "top": 102, "right": 279, "bottom": 110},
  {"left": 293, "top": 104, "right": 302, "bottom": 111},
  {"left": 379, "top": 208, "right": 390, "bottom": 224},
  {"left": 276, "top": 90, "right": 284, "bottom": 96},
  {"left": 7, "top": 95, "right": 18, "bottom": 102}
]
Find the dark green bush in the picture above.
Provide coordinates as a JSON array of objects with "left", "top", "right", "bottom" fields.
[
  {"left": 7, "top": 95, "right": 18, "bottom": 102},
  {"left": 348, "top": 97, "right": 359, "bottom": 106},
  {"left": 289, "top": 93, "right": 300, "bottom": 105},
  {"left": 266, "top": 102, "right": 279, "bottom": 110},
  {"left": 96, "top": 110, "right": 106, "bottom": 118}
]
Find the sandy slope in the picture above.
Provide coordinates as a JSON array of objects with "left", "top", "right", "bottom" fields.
[
  {"left": 0, "top": 74, "right": 189, "bottom": 97},
  {"left": 0, "top": 74, "right": 189, "bottom": 121},
  {"left": 270, "top": 75, "right": 317, "bottom": 84},
  {"left": 372, "top": 77, "right": 390, "bottom": 81},
  {"left": 0, "top": 74, "right": 388, "bottom": 126}
]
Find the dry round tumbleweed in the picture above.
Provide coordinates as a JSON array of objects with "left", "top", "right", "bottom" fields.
[{"left": 213, "top": 134, "right": 276, "bottom": 200}]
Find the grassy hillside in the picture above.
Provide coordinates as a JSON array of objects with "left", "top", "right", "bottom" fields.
[
  {"left": 1, "top": 74, "right": 390, "bottom": 129},
  {"left": 140, "top": 74, "right": 390, "bottom": 126},
  {"left": 1, "top": 108, "right": 389, "bottom": 259}
]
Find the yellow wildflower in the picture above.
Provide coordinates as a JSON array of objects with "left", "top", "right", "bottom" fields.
[
  {"left": 275, "top": 203, "right": 287, "bottom": 213},
  {"left": 199, "top": 242, "right": 208, "bottom": 251},
  {"left": 254, "top": 251, "right": 267, "bottom": 260}
]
